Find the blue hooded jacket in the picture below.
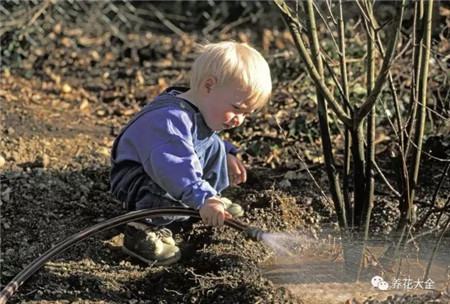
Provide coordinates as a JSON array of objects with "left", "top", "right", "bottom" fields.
[{"left": 110, "top": 87, "right": 237, "bottom": 210}]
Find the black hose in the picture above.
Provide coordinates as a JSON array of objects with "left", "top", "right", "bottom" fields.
[{"left": 0, "top": 207, "right": 261, "bottom": 304}]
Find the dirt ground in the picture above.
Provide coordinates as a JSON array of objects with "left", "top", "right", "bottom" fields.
[{"left": 1, "top": 4, "right": 450, "bottom": 303}]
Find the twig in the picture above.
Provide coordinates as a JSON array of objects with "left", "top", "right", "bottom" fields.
[
  {"left": 311, "top": 1, "right": 340, "bottom": 53},
  {"left": 406, "top": 226, "right": 442, "bottom": 244},
  {"left": 381, "top": 98, "right": 400, "bottom": 140},
  {"left": 354, "top": 0, "right": 376, "bottom": 35},
  {"left": 327, "top": 57, "right": 366, "bottom": 65},
  {"left": 304, "top": 0, "right": 348, "bottom": 229},
  {"left": 268, "top": 163, "right": 323, "bottom": 179},
  {"left": 404, "top": 0, "right": 423, "bottom": 158},
  {"left": 355, "top": 0, "right": 406, "bottom": 124},
  {"left": 185, "top": 268, "right": 232, "bottom": 282},
  {"left": 164, "top": 288, "right": 183, "bottom": 296},
  {"left": 394, "top": 224, "right": 410, "bottom": 280},
  {"left": 28, "top": 0, "right": 53, "bottom": 27},
  {"left": 372, "top": 159, "right": 402, "bottom": 198},
  {"left": 423, "top": 216, "right": 450, "bottom": 281},
  {"left": 415, "top": 100, "right": 450, "bottom": 120},
  {"left": 325, "top": 0, "right": 337, "bottom": 25},
  {"left": 321, "top": 54, "right": 353, "bottom": 113},
  {"left": 409, "top": 0, "right": 435, "bottom": 204},
  {"left": 405, "top": 135, "right": 450, "bottom": 163},
  {"left": 148, "top": 4, "right": 186, "bottom": 38},
  {"left": 434, "top": 197, "right": 450, "bottom": 229},
  {"left": 393, "top": 38, "right": 412, "bottom": 62},
  {"left": 273, "top": 117, "right": 335, "bottom": 208},
  {"left": 274, "top": 0, "right": 352, "bottom": 127},
  {"left": 290, "top": 73, "right": 306, "bottom": 86},
  {"left": 219, "top": 13, "right": 261, "bottom": 36},
  {"left": 337, "top": 0, "right": 352, "bottom": 227},
  {"left": 414, "top": 162, "right": 450, "bottom": 229}
]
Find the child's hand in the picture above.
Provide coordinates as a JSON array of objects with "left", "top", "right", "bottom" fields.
[
  {"left": 200, "top": 197, "right": 232, "bottom": 226},
  {"left": 227, "top": 154, "right": 247, "bottom": 186}
]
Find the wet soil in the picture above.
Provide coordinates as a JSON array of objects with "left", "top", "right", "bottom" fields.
[{"left": 262, "top": 242, "right": 450, "bottom": 303}]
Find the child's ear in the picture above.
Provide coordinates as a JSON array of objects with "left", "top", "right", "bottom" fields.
[{"left": 204, "top": 76, "right": 217, "bottom": 93}]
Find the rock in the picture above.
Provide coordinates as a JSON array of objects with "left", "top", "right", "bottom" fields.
[
  {"left": 304, "top": 197, "right": 313, "bottom": 206},
  {"left": 53, "top": 22, "right": 62, "bottom": 34},
  {"left": 80, "top": 98, "right": 89, "bottom": 111},
  {"left": 90, "top": 50, "right": 100, "bottom": 61},
  {"left": 98, "top": 147, "right": 110, "bottom": 157},
  {"left": 96, "top": 109, "right": 106, "bottom": 117},
  {"left": 6, "top": 127, "right": 15, "bottom": 135},
  {"left": 135, "top": 70, "right": 145, "bottom": 86},
  {"left": 279, "top": 179, "right": 291, "bottom": 189},
  {"left": 10, "top": 151, "right": 20, "bottom": 161},
  {"left": 84, "top": 82, "right": 107, "bottom": 92},
  {"left": 0, "top": 155, "right": 5, "bottom": 168},
  {"left": 35, "top": 154, "right": 50, "bottom": 168},
  {"left": 51, "top": 99, "right": 61, "bottom": 106},
  {"left": 93, "top": 217, "right": 106, "bottom": 223},
  {"left": 62, "top": 83, "right": 72, "bottom": 93},
  {"left": 284, "top": 170, "right": 298, "bottom": 180},
  {"left": 3, "top": 68, "right": 11, "bottom": 78}
]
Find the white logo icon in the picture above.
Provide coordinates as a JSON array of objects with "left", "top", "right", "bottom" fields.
[
  {"left": 371, "top": 276, "right": 384, "bottom": 287},
  {"left": 378, "top": 280, "right": 389, "bottom": 290},
  {"left": 371, "top": 276, "right": 389, "bottom": 290}
]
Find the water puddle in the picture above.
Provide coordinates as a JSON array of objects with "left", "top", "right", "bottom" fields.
[{"left": 260, "top": 231, "right": 450, "bottom": 303}]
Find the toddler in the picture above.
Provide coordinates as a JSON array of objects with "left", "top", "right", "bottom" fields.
[{"left": 110, "top": 41, "right": 272, "bottom": 265}]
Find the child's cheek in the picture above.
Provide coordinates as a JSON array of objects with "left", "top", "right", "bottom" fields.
[{"left": 224, "top": 112, "right": 234, "bottom": 121}]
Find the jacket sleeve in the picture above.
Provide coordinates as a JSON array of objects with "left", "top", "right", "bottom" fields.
[
  {"left": 128, "top": 108, "right": 217, "bottom": 209},
  {"left": 223, "top": 140, "right": 238, "bottom": 156},
  {"left": 145, "top": 138, "right": 217, "bottom": 209}
]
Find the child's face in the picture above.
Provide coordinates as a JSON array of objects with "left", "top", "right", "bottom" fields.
[{"left": 201, "top": 80, "right": 254, "bottom": 132}]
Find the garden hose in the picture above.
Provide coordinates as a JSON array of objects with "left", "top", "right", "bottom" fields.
[{"left": 0, "top": 207, "right": 265, "bottom": 303}]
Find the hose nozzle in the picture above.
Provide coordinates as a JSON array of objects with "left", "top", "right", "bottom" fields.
[{"left": 243, "top": 227, "right": 265, "bottom": 241}]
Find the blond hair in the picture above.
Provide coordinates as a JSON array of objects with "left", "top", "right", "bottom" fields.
[{"left": 190, "top": 41, "right": 272, "bottom": 110}]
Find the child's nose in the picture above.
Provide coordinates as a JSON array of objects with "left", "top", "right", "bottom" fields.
[{"left": 234, "top": 114, "right": 245, "bottom": 126}]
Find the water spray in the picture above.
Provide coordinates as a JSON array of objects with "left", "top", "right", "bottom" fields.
[{"left": 0, "top": 207, "right": 266, "bottom": 304}]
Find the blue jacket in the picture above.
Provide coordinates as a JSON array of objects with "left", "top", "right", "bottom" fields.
[{"left": 110, "top": 87, "right": 236, "bottom": 209}]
